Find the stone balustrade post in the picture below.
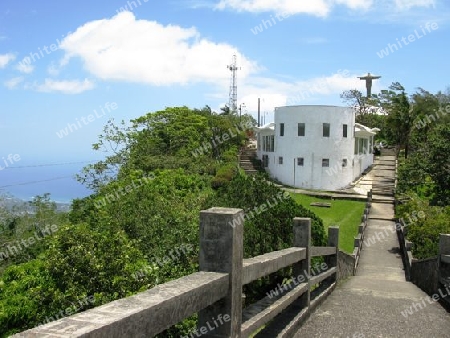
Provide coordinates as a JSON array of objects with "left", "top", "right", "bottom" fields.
[
  {"left": 293, "top": 218, "right": 311, "bottom": 309},
  {"left": 198, "top": 207, "right": 244, "bottom": 337},
  {"left": 327, "top": 226, "right": 339, "bottom": 282}
]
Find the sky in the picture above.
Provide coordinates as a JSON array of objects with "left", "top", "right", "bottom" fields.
[{"left": 0, "top": 0, "right": 449, "bottom": 199}]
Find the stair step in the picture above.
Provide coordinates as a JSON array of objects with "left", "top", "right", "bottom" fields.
[{"left": 240, "top": 155, "right": 257, "bottom": 161}]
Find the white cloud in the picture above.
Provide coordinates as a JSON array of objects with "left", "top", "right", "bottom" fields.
[
  {"left": 15, "top": 59, "right": 34, "bottom": 74},
  {"left": 394, "top": 0, "right": 436, "bottom": 10},
  {"left": 206, "top": 68, "right": 375, "bottom": 121},
  {"left": 216, "top": 0, "right": 330, "bottom": 16},
  {"left": 215, "top": 0, "right": 373, "bottom": 16},
  {"left": 47, "top": 62, "right": 60, "bottom": 76},
  {"left": 0, "top": 53, "right": 15, "bottom": 68},
  {"left": 34, "top": 78, "right": 95, "bottom": 94},
  {"left": 215, "top": 0, "right": 437, "bottom": 17},
  {"left": 4, "top": 77, "right": 24, "bottom": 89},
  {"left": 336, "top": 0, "right": 373, "bottom": 10},
  {"left": 58, "top": 12, "right": 260, "bottom": 86},
  {"left": 300, "top": 37, "right": 328, "bottom": 44},
  {"left": 237, "top": 70, "right": 373, "bottom": 118},
  {"left": 356, "top": 0, "right": 442, "bottom": 25}
]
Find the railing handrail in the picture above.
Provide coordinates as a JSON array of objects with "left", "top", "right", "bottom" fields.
[
  {"left": 14, "top": 208, "right": 340, "bottom": 338},
  {"left": 351, "top": 189, "right": 372, "bottom": 274}
]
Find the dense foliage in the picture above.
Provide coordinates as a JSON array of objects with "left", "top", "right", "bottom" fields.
[
  {"left": 0, "top": 106, "right": 326, "bottom": 337},
  {"left": 343, "top": 85, "right": 450, "bottom": 259},
  {"left": 393, "top": 89, "right": 450, "bottom": 258},
  {"left": 205, "top": 173, "right": 327, "bottom": 305},
  {"left": 397, "top": 194, "right": 450, "bottom": 259}
]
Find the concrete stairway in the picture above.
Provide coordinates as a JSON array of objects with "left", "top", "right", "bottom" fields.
[
  {"left": 293, "top": 151, "right": 450, "bottom": 338},
  {"left": 239, "top": 146, "right": 262, "bottom": 175}
]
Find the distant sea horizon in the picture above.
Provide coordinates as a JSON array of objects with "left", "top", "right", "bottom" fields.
[{"left": 0, "top": 162, "right": 94, "bottom": 204}]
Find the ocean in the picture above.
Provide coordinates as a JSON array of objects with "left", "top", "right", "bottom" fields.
[{"left": 0, "top": 162, "right": 94, "bottom": 204}]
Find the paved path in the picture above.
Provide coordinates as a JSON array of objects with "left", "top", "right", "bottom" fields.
[
  {"left": 283, "top": 152, "right": 395, "bottom": 203},
  {"left": 294, "top": 150, "right": 450, "bottom": 337}
]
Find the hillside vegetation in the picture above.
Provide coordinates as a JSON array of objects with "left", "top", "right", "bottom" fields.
[
  {"left": 0, "top": 106, "right": 326, "bottom": 337},
  {"left": 343, "top": 84, "right": 450, "bottom": 259}
]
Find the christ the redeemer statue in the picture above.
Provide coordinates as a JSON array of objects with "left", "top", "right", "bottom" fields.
[{"left": 358, "top": 73, "right": 381, "bottom": 97}]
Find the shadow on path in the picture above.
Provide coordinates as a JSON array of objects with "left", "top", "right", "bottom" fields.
[{"left": 294, "top": 152, "right": 450, "bottom": 338}]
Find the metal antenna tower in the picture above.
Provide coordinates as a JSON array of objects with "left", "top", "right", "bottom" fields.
[{"left": 227, "top": 54, "right": 239, "bottom": 115}]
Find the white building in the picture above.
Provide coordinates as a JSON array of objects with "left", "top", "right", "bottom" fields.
[{"left": 255, "top": 105, "right": 378, "bottom": 191}]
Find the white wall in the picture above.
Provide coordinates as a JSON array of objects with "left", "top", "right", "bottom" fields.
[{"left": 257, "top": 105, "right": 374, "bottom": 191}]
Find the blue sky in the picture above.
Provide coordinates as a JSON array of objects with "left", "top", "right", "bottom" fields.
[{"left": 0, "top": 0, "right": 448, "bottom": 168}]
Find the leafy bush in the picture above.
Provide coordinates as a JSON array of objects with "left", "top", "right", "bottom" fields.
[
  {"left": 397, "top": 193, "right": 450, "bottom": 259},
  {"left": 211, "top": 163, "right": 238, "bottom": 189},
  {"left": 0, "top": 260, "right": 53, "bottom": 336},
  {"left": 0, "top": 105, "right": 324, "bottom": 337},
  {"left": 208, "top": 173, "right": 326, "bottom": 253},
  {"left": 205, "top": 173, "right": 326, "bottom": 304},
  {"left": 0, "top": 223, "right": 151, "bottom": 337}
]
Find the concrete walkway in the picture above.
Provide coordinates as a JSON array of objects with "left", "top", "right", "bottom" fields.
[
  {"left": 283, "top": 152, "right": 395, "bottom": 203},
  {"left": 294, "top": 150, "right": 450, "bottom": 337}
]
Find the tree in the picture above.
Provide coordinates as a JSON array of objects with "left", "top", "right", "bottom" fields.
[
  {"left": 340, "top": 89, "right": 387, "bottom": 140},
  {"left": 397, "top": 193, "right": 450, "bottom": 259},
  {"left": 378, "top": 82, "right": 415, "bottom": 158},
  {"left": 76, "top": 119, "right": 130, "bottom": 191},
  {"left": 77, "top": 106, "right": 250, "bottom": 191},
  {"left": 340, "top": 89, "right": 383, "bottom": 116},
  {"left": 205, "top": 173, "right": 326, "bottom": 304},
  {"left": 208, "top": 173, "right": 326, "bottom": 255},
  {"left": 409, "top": 88, "right": 440, "bottom": 147},
  {"left": 426, "top": 124, "right": 450, "bottom": 205},
  {"left": 0, "top": 223, "right": 150, "bottom": 337},
  {"left": 0, "top": 194, "right": 68, "bottom": 269},
  {"left": 219, "top": 104, "right": 231, "bottom": 115},
  {"left": 396, "top": 89, "right": 450, "bottom": 205},
  {"left": 0, "top": 197, "right": 15, "bottom": 237},
  {"left": 341, "top": 89, "right": 370, "bottom": 114}
]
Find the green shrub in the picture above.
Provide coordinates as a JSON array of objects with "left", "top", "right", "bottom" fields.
[
  {"left": 211, "top": 163, "right": 238, "bottom": 189},
  {"left": 0, "top": 222, "right": 151, "bottom": 337},
  {"left": 397, "top": 193, "right": 450, "bottom": 259},
  {"left": 205, "top": 173, "right": 326, "bottom": 304}
]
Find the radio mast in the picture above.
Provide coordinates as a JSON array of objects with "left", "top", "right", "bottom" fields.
[{"left": 227, "top": 54, "right": 239, "bottom": 115}]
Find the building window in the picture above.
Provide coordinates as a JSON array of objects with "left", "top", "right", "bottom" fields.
[
  {"left": 297, "top": 157, "right": 304, "bottom": 166},
  {"left": 280, "top": 123, "right": 284, "bottom": 136},
  {"left": 359, "top": 138, "right": 365, "bottom": 154},
  {"left": 342, "top": 159, "right": 348, "bottom": 167},
  {"left": 298, "top": 123, "right": 305, "bottom": 136},
  {"left": 262, "top": 155, "right": 269, "bottom": 167},
  {"left": 343, "top": 124, "right": 348, "bottom": 138},
  {"left": 322, "top": 159, "right": 330, "bottom": 167},
  {"left": 262, "top": 135, "right": 275, "bottom": 152},
  {"left": 323, "top": 123, "right": 330, "bottom": 137},
  {"left": 279, "top": 156, "right": 283, "bottom": 164}
]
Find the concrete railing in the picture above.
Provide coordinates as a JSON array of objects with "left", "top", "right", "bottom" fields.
[
  {"left": 395, "top": 218, "right": 414, "bottom": 281},
  {"left": 14, "top": 207, "right": 339, "bottom": 338},
  {"left": 438, "top": 234, "right": 450, "bottom": 302},
  {"left": 397, "top": 224, "right": 450, "bottom": 302},
  {"left": 350, "top": 190, "right": 372, "bottom": 274}
]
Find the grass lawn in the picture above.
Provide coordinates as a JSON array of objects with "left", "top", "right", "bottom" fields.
[{"left": 290, "top": 193, "right": 366, "bottom": 253}]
